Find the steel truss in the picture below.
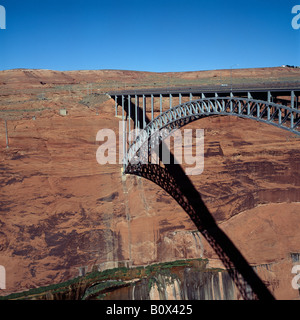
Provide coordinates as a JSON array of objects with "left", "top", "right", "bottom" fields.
[{"left": 125, "top": 97, "right": 300, "bottom": 172}]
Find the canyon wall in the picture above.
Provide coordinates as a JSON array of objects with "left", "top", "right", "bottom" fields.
[{"left": 0, "top": 68, "right": 299, "bottom": 299}]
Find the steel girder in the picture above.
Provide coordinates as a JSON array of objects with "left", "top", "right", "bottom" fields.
[{"left": 125, "top": 97, "right": 300, "bottom": 172}]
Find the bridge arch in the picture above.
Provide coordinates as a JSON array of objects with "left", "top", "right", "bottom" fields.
[
  {"left": 125, "top": 96, "right": 299, "bottom": 171},
  {"left": 122, "top": 95, "right": 282, "bottom": 299}
]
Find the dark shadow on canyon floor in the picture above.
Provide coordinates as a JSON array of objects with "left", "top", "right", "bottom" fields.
[{"left": 126, "top": 162, "right": 275, "bottom": 300}]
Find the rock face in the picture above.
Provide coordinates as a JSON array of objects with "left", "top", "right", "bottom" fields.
[
  {"left": 0, "top": 259, "right": 245, "bottom": 300},
  {"left": 0, "top": 68, "right": 299, "bottom": 300},
  {"left": 100, "top": 264, "right": 240, "bottom": 300}
]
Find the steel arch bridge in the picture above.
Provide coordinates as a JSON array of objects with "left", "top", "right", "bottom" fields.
[
  {"left": 124, "top": 96, "right": 300, "bottom": 171},
  {"left": 108, "top": 85, "right": 299, "bottom": 300},
  {"left": 108, "top": 85, "right": 300, "bottom": 172}
]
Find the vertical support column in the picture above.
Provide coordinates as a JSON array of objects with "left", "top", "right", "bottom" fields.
[
  {"left": 122, "top": 95, "right": 124, "bottom": 121},
  {"left": 151, "top": 94, "right": 154, "bottom": 120},
  {"left": 247, "top": 92, "right": 252, "bottom": 115},
  {"left": 179, "top": 93, "right": 182, "bottom": 105},
  {"left": 160, "top": 94, "right": 162, "bottom": 115},
  {"left": 291, "top": 110, "right": 294, "bottom": 129},
  {"left": 267, "top": 91, "right": 271, "bottom": 120},
  {"left": 135, "top": 95, "right": 138, "bottom": 130},
  {"left": 128, "top": 95, "right": 131, "bottom": 134},
  {"left": 190, "top": 93, "right": 193, "bottom": 102},
  {"left": 290, "top": 91, "right": 295, "bottom": 129},
  {"left": 137, "top": 95, "right": 140, "bottom": 129},
  {"left": 122, "top": 95, "right": 126, "bottom": 171},
  {"left": 143, "top": 94, "right": 146, "bottom": 129},
  {"left": 230, "top": 92, "right": 234, "bottom": 113},
  {"left": 115, "top": 95, "right": 118, "bottom": 117},
  {"left": 169, "top": 93, "right": 172, "bottom": 109},
  {"left": 214, "top": 93, "right": 218, "bottom": 112},
  {"left": 267, "top": 92, "right": 271, "bottom": 123},
  {"left": 278, "top": 108, "right": 282, "bottom": 125},
  {"left": 291, "top": 91, "right": 295, "bottom": 109},
  {"left": 201, "top": 93, "right": 206, "bottom": 110},
  {"left": 267, "top": 91, "right": 272, "bottom": 103}
]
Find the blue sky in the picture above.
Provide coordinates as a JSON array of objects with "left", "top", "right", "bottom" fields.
[{"left": 0, "top": 0, "right": 299, "bottom": 72}]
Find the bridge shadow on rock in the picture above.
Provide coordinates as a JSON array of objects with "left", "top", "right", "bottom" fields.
[
  {"left": 126, "top": 161, "right": 275, "bottom": 300},
  {"left": 120, "top": 97, "right": 275, "bottom": 300}
]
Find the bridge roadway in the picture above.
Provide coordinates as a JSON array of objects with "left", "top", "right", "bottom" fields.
[{"left": 108, "top": 81, "right": 300, "bottom": 97}]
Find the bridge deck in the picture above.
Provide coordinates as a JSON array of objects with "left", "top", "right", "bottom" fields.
[{"left": 108, "top": 82, "right": 300, "bottom": 97}]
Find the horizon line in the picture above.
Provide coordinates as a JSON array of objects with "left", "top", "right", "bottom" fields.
[{"left": 0, "top": 65, "right": 297, "bottom": 73}]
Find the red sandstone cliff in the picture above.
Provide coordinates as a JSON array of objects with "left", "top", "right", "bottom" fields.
[{"left": 0, "top": 67, "right": 299, "bottom": 299}]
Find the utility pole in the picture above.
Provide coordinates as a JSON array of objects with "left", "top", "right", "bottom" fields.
[
  {"left": 87, "top": 83, "right": 92, "bottom": 95},
  {"left": 4, "top": 120, "right": 9, "bottom": 148}
]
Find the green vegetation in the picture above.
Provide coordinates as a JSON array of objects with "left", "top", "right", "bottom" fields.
[
  {"left": 144, "top": 258, "right": 208, "bottom": 276},
  {"left": 0, "top": 258, "right": 212, "bottom": 300},
  {"left": 81, "top": 280, "right": 126, "bottom": 300}
]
